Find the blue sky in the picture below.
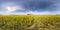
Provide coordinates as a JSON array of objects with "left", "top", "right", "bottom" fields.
[{"left": 0, "top": 0, "right": 60, "bottom": 14}]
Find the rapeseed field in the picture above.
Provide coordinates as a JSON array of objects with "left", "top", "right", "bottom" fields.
[{"left": 0, "top": 15, "right": 60, "bottom": 30}]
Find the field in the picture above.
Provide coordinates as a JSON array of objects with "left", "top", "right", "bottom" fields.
[{"left": 0, "top": 15, "right": 60, "bottom": 30}]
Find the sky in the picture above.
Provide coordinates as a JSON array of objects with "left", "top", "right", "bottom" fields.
[{"left": 0, "top": 0, "right": 60, "bottom": 14}]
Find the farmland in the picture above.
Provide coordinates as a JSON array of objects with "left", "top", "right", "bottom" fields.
[{"left": 0, "top": 15, "right": 60, "bottom": 30}]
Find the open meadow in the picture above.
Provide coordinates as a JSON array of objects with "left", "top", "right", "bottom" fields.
[{"left": 0, "top": 15, "right": 60, "bottom": 30}]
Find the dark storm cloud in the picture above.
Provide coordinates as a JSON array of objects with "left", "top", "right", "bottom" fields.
[
  {"left": 24, "top": 1, "right": 52, "bottom": 9},
  {"left": 13, "top": 0, "right": 55, "bottom": 12},
  {"left": 21, "top": 0, "right": 57, "bottom": 12}
]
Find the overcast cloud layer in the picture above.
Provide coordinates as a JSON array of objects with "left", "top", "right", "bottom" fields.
[{"left": 0, "top": 0, "right": 60, "bottom": 14}]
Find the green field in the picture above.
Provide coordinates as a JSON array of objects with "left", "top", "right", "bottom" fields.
[{"left": 0, "top": 15, "right": 60, "bottom": 30}]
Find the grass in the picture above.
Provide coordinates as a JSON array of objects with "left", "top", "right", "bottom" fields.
[{"left": 0, "top": 15, "right": 60, "bottom": 30}]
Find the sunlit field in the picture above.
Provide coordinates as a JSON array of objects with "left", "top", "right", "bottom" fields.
[{"left": 0, "top": 15, "right": 60, "bottom": 30}]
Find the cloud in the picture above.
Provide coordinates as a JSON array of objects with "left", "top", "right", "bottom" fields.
[
  {"left": 0, "top": 2, "right": 25, "bottom": 13},
  {"left": 23, "top": 0, "right": 55, "bottom": 11},
  {"left": 0, "top": 0, "right": 60, "bottom": 14}
]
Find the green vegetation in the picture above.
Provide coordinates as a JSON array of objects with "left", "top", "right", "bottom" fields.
[{"left": 0, "top": 15, "right": 60, "bottom": 30}]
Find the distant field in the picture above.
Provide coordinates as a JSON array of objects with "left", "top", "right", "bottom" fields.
[{"left": 0, "top": 15, "right": 60, "bottom": 30}]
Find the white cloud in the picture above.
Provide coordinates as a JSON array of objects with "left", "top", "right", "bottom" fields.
[
  {"left": 6, "top": 6, "right": 24, "bottom": 13},
  {"left": 21, "top": 11, "right": 50, "bottom": 14},
  {"left": 1, "top": 2, "right": 25, "bottom": 13}
]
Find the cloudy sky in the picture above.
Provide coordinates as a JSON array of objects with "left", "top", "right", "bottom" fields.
[{"left": 0, "top": 0, "right": 60, "bottom": 14}]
